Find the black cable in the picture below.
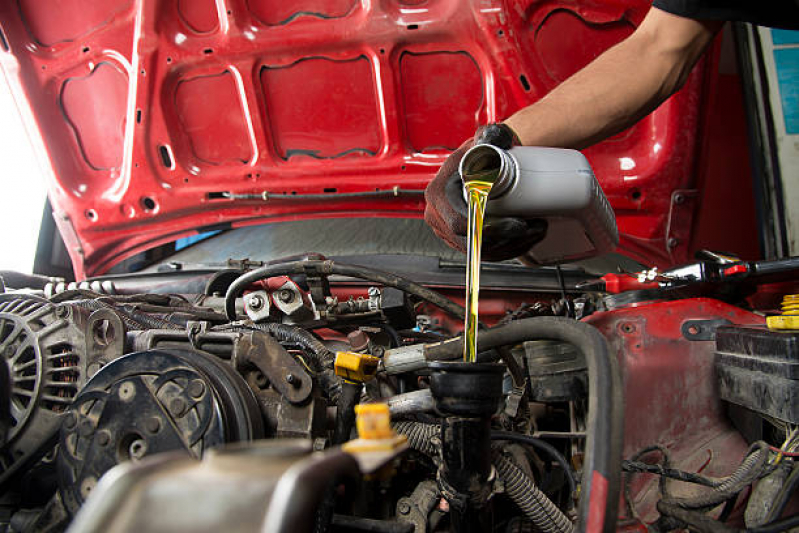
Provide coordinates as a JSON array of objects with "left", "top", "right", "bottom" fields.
[
  {"left": 554, "top": 265, "right": 572, "bottom": 318},
  {"left": 623, "top": 457, "right": 718, "bottom": 487},
  {"left": 223, "top": 260, "right": 465, "bottom": 321},
  {"left": 491, "top": 431, "right": 577, "bottom": 505},
  {"left": 623, "top": 445, "right": 671, "bottom": 525}
]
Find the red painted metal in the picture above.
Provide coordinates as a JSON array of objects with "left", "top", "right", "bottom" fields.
[
  {"left": 0, "top": 1, "right": 746, "bottom": 277},
  {"left": 585, "top": 298, "right": 764, "bottom": 526}
]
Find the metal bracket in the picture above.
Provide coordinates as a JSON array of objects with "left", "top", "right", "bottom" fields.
[
  {"left": 237, "top": 331, "right": 312, "bottom": 404},
  {"left": 681, "top": 319, "right": 732, "bottom": 341}
]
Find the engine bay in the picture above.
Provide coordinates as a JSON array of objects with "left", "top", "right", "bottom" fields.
[{"left": 0, "top": 254, "right": 797, "bottom": 532}]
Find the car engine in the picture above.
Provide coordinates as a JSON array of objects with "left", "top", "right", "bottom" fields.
[{"left": 1, "top": 255, "right": 798, "bottom": 533}]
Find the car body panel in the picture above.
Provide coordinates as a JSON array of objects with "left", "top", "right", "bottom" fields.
[{"left": 0, "top": 0, "right": 741, "bottom": 277}]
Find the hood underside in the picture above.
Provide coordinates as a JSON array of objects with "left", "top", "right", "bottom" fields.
[{"left": 0, "top": 0, "right": 716, "bottom": 278}]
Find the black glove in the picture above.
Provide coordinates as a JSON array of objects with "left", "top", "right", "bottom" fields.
[{"left": 424, "top": 124, "right": 547, "bottom": 261}]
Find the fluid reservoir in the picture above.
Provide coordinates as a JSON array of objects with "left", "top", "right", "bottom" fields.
[{"left": 460, "top": 144, "right": 619, "bottom": 265}]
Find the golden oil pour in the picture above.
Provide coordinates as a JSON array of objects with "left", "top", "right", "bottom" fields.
[{"left": 463, "top": 168, "right": 499, "bottom": 362}]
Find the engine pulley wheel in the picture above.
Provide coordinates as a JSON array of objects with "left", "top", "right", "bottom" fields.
[{"left": 56, "top": 348, "right": 263, "bottom": 515}]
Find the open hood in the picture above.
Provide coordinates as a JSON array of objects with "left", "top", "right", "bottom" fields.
[{"left": 0, "top": 0, "right": 727, "bottom": 278}]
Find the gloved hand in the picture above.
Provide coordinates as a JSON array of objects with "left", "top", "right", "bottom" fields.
[{"left": 424, "top": 124, "right": 548, "bottom": 261}]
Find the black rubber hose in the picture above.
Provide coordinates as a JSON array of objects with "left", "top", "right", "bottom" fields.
[
  {"left": 491, "top": 431, "right": 577, "bottom": 503},
  {"left": 333, "top": 382, "right": 361, "bottom": 445},
  {"left": 223, "top": 260, "right": 465, "bottom": 321},
  {"left": 423, "top": 316, "right": 623, "bottom": 533}
]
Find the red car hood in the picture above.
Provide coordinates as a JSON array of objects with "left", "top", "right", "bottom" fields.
[{"left": 0, "top": 0, "right": 720, "bottom": 278}]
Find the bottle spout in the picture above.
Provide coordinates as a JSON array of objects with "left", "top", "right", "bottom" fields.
[{"left": 459, "top": 144, "right": 516, "bottom": 198}]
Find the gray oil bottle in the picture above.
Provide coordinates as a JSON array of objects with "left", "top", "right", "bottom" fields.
[{"left": 460, "top": 144, "right": 619, "bottom": 265}]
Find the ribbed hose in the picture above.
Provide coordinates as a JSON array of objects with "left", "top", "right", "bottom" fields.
[
  {"left": 393, "top": 421, "right": 439, "bottom": 456},
  {"left": 494, "top": 451, "right": 575, "bottom": 533},
  {"left": 73, "top": 299, "right": 181, "bottom": 330},
  {"left": 395, "top": 422, "right": 573, "bottom": 533},
  {"left": 665, "top": 443, "right": 770, "bottom": 510}
]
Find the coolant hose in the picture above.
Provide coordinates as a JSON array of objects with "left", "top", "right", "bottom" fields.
[
  {"left": 394, "top": 421, "right": 573, "bottom": 533},
  {"left": 423, "top": 317, "right": 623, "bottom": 533},
  {"left": 223, "top": 260, "right": 465, "bottom": 320}
]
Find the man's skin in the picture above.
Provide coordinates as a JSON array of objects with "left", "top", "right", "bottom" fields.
[{"left": 503, "top": 7, "right": 725, "bottom": 149}]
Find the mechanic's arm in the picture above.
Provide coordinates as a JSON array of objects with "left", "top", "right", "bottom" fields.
[{"left": 503, "top": 7, "right": 724, "bottom": 149}]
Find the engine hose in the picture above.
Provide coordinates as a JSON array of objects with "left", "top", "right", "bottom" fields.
[
  {"left": 394, "top": 422, "right": 573, "bottom": 533},
  {"left": 223, "top": 260, "right": 465, "bottom": 321},
  {"left": 493, "top": 450, "right": 575, "bottom": 533},
  {"left": 664, "top": 442, "right": 770, "bottom": 510},
  {"left": 423, "top": 317, "right": 623, "bottom": 533},
  {"left": 392, "top": 421, "right": 439, "bottom": 457}
]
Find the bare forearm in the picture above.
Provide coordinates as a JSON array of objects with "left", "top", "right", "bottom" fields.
[{"left": 504, "top": 8, "right": 722, "bottom": 149}]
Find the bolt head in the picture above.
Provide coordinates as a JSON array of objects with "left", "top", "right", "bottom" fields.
[
  {"left": 168, "top": 397, "right": 187, "bottom": 417},
  {"left": 278, "top": 289, "right": 294, "bottom": 303},
  {"left": 97, "top": 431, "right": 111, "bottom": 447},
  {"left": 187, "top": 379, "right": 206, "bottom": 399},
  {"left": 145, "top": 417, "right": 161, "bottom": 434},
  {"left": 248, "top": 295, "right": 263, "bottom": 310}
]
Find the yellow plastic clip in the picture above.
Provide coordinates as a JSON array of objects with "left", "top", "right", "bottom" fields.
[
  {"left": 353, "top": 403, "right": 395, "bottom": 440},
  {"left": 343, "top": 403, "right": 407, "bottom": 455},
  {"left": 334, "top": 351, "right": 380, "bottom": 383},
  {"left": 768, "top": 294, "right": 799, "bottom": 330},
  {"left": 767, "top": 315, "right": 799, "bottom": 330}
]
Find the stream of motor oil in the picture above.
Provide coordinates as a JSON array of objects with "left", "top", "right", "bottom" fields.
[{"left": 463, "top": 169, "right": 499, "bottom": 363}]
